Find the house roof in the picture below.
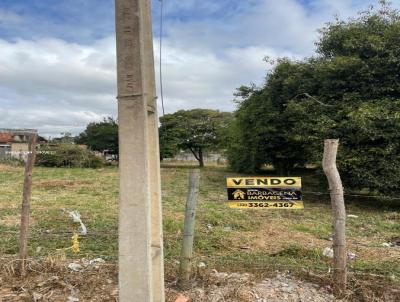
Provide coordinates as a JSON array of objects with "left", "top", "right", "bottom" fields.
[{"left": 0, "top": 133, "right": 12, "bottom": 144}]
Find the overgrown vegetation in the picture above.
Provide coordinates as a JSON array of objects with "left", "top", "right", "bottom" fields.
[
  {"left": 36, "top": 144, "right": 104, "bottom": 168},
  {"left": 0, "top": 156, "right": 25, "bottom": 167},
  {"left": 228, "top": 2, "right": 400, "bottom": 195}
]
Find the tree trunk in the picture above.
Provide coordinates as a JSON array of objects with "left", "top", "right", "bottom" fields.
[{"left": 198, "top": 148, "right": 204, "bottom": 167}]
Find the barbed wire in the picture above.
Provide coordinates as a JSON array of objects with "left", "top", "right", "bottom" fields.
[{"left": 303, "top": 190, "right": 400, "bottom": 200}]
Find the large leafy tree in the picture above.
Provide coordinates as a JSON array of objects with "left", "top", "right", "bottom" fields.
[
  {"left": 159, "top": 109, "right": 232, "bottom": 167},
  {"left": 76, "top": 117, "right": 119, "bottom": 154},
  {"left": 229, "top": 2, "right": 400, "bottom": 194}
]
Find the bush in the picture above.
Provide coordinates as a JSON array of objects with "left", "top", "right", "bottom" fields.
[
  {"left": 0, "top": 156, "right": 25, "bottom": 167},
  {"left": 36, "top": 144, "right": 104, "bottom": 168}
]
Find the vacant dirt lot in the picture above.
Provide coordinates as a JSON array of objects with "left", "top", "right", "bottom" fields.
[{"left": 0, "top": 164, "right": 399, "bottom": 301}]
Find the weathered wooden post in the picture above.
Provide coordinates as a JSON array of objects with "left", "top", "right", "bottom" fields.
[
  {"left": 115, "top": 0, "right": 164, "bottom": 300},
  {"left": 19, "top": 131, "right": 37, "bottom": 276},
  {"left": 179, "top": 169, "right": 200, "bottom": 288},
  {"left": 322, "top": 139, "right": 347, "bottom": 294}
]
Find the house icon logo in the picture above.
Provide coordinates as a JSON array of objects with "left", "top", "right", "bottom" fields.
[{"left": 232, "top": 189, "right": 246, "bottom": 200}]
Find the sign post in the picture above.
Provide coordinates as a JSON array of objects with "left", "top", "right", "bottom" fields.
[{"left": 115, "top": 0, "right": 164, "bottom": 301}]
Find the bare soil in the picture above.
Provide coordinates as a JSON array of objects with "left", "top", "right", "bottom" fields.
[{"left": 1, "top": 257, "right": 399, "bottom": 302}]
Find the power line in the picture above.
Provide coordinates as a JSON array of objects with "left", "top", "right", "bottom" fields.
[{"left": 159, "top": 0, "right": 166, "bottom": 116}]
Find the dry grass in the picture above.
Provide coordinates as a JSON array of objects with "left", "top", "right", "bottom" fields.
[
  {"left": 0, "top": 164, "right": 399, "bottom": 301},
  {"left": 36, "top": 180, "right": 94, "bottom": 189}
]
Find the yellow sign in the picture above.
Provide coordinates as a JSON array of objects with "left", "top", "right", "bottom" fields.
[
  {"left": 226, "top": 177, "right": 303, "bottom": 209},
  {"left": 226, "top": 177, "right": 301, "bottom": 188},
  {"left": 227, "top": 201, "right": 304, "bottom": 209}
]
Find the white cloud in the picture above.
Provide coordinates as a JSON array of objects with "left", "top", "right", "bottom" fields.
[
  {"left": 0, "top": 0, "right": 392, "bottom": 137},
  {"left": 0, "top": 37, "right": 117, "bottom": 136}
]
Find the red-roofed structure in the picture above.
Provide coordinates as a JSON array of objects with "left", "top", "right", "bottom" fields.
[{"left": 0, "top": 133, "right": 12, "bottom": 144}]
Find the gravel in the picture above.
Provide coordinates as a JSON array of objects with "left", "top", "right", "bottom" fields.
[{"left": 168, "top": 271, "right": 338, "bottom": 302}]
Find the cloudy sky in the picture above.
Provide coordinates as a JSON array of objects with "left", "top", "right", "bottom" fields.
[{"left": 0, "top": 0, "right": 398, "bottom": 137}]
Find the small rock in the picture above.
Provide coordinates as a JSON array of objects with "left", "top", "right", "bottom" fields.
[
  {"left": 382, "top": 242, "right": 393, "bottom": 247},
  {"left": 67, "top": 296, "right": 79, "bottom": 302},
  {"left": 322, "top": 247, "right": 334, "bottom": 258},
  {"left": 347, "top": 252, "right": 356, "bottom": 260},
  {"left": 68, "top": 263, "right": 83, "bottom": 272},
  {"left": 89, "top": 258, "right": 105, "bottom": 265},
  {"left": 197, "top": 262, "right": 206, "bottom": 268}
]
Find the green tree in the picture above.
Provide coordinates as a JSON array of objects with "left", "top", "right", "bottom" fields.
[
  {"left": 76, "top": 118, "right": 118, "bottom": 154},
  {"left": 228, "top": 60, "right": 322, "bottom": 175},
  {"left": 159, "top": 109, "right": 232, "bottom": 167},
  {"left": 229, "top": 2, "right": 400, "bottom": 194}
]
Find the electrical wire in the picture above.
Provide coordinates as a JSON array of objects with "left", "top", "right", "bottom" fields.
[{"left": 159, "top": 0, "right": 166, "bottom": 116}]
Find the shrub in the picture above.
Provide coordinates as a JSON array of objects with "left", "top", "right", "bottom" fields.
[
  {"left": 36, "top": 144, "right": 104, "bottom": 168},
  {"left": 0, "top": 156, "right": 25, "bottom": 167}
]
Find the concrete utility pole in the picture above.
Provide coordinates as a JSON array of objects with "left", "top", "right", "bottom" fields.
[{"left": 115, "top": 0, "right": 164, "bottom": 301}]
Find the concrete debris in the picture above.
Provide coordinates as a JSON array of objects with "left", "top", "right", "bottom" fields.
[{"left": 323, "top": 247, "right": 356, "bottom": 260}]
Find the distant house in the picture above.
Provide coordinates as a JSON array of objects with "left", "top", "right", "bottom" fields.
[
  {"left": 0, "top": 132, "right": 12, "bottom": 157},
  {"left": 163, "top": 150, "right": 227, "bottom": 165},
  {"left": 0, "top": 129, "right": 46, "bottom": 160}
]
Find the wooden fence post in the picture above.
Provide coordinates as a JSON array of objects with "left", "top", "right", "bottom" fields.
[
  {"left": 19, "top": 133, "right": 37, "bottom": 276},
  {"left": 322, "top": 139, "right": 347, "bottom": 294},
  {"left": 179, "top": 169, "right": 200, "bottom": 288}
]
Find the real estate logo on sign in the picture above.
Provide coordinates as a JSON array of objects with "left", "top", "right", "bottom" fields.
[{"left": 226, "top": 177, "right": 303, "bottom": 209}]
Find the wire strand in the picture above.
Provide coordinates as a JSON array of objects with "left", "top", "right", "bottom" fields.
[{"left": 159, "top": 0, "right": 166, "bottom": 116}]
